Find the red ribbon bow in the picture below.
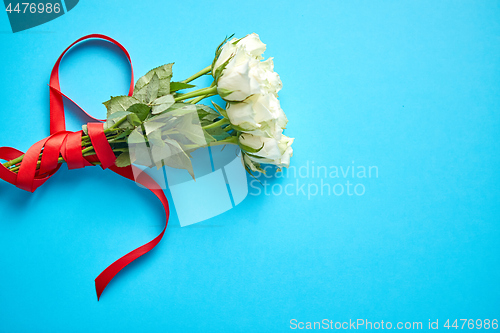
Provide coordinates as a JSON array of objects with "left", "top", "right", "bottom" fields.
[{"left": 0, "top": 34, "right": 170, "bottom": 301}]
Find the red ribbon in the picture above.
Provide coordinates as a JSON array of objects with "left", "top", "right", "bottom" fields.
[{"left": 0, "top": 34, "right": 170, "bottom": 301}]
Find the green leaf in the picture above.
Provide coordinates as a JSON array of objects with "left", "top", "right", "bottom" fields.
[
  {"left": 203, "top": 129, "right": 217, "bottom": 143},
  {"left": 127, "top": 113, "right": 142, "bottom": 127},
  {"left": 147, "top": 129, "right": 165, "bottom": 147},
  {"left": 108, "top": 110, "right": 132, "bottom": 120},
  {"left": 227, "top": 123, "right": 248, "bottom": 132},
  {"left": 211, "top": 101, "right": 228, "bottom": 118},
  {"left": 104, "top": 111, "right": 133, "bottom": 130},
  {"left": 232, "top": 37, "right": 243, "bottom": 45},
  {"left": 182, "top": 126, "right": 207, "bottom": 147},
  {"left": 127, "top": 103, "right": 151, "bottom": 121},
  {"left": 170, "top": 81, "right": 195, "bottom": 93},
  {"left": 103, "top": 96, "right": 141, "bottom": 118},
  {"left": 146, "top": 73, "right": 160, "bottom": 103},
  {"left": 196, "top": 104, "right": 220, "bottom": 125},
  {"left": 204, "top": 126, "right": 230, "bottom": 141},
  {"left": 147, "top": 102, "right": 188, "bottom": 121},
  {"left": 243, "top": 153, "right": 266, "bottom": 174},
  {"left": 211, "top": 34, "right": 234, "bottom": 75},
  {"left": 161, "top": 138, "right": 195, "bottom": 179},
  {"left": 214, "top": 56, "right": 233, "bottom": 83},
  {"left": 151, "top": 95, "right": 175, "bottom": 115},
  {"left": 196, "top": 103, "right": 219, "bottom": 116},
  {"left": 133, "top": 64, "right": 173, "bottom": 102},
  {"left": 217, "top": 88, "right": 234, "bottom": 99},
  {"left": 144, "top": 120, "right": 166, "bottom": 135},
  {"left": 115, "top": 152, "right": 131, "bottom": 167},
  {"left": 127, "top": 128, "right": 148, "bottom": 144}
]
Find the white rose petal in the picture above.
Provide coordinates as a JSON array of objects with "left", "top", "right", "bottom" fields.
[
  {"left": 226, "top": 93, "right": 287, "bottom": 139},
  {"left": 213, "top": 33, "right": 266, "bottom": 72},
  {"left": 215, "top": 34, "right": 282, "bottom": 101},
  {"left": 218, "top": 56, "right": 283, "bottom": 101},
  {"left": 236, "top": 33, "right": 266, "bottom": 58},
  {"left": 214, "top": 41, "right": 237, "bottom": 71},
  {"left": 239, "top": 133, "right": 294, "bottom": 168},
  {"left": 217, "top": 54, "right": 262, "bottom": 101},
  {"left": 277, "top": 135, "right": 294, "bottom": 168}
]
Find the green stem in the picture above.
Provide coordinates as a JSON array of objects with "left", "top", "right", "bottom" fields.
[
  {"left": 9, "top": 143, "right": 100, "bottom": 173},
  {"left": 189, "top": 81, "right": 217, "bottom": 104},
  {"left": 3, "top": 129, "right": 124, "bottom": 172},
  {"left": 189, "top": 93, "right": 214, "bottom": 104},
  {"left": 183, "top": 136, "right": 237, "bottom": 150},
  {"left": 203, "top": 118, "right": 229, "bottom": 130},
  {"left": 181, "top": 65, "right": 212, "bottom": 83},
  {"left": 175, "top": 86, "right": 217, "bottom": 102},
  {"left": 209, "top": 136, "right": 238, "bottom": 146},
  {"left": 109, "top": 117, "right": 128, "bottom": 129},
  {"left": 2, "top": 120, "right": 238, "bottom": 173}
]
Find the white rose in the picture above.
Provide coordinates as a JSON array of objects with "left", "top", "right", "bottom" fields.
[
  {"left": 226, "top": 93, "right": 287, "bottom": 139},
  {"left": 276, "top": 135, "right": 294, "bottom": 168},
  {"left": 214, "top": 34, "right": 282, "bottom": 102},
  {"left": 217, "top": 54, "right": 282, "bottom": 101},
  {"left": 255, "top": 58, "right": 282, "bottom": 96},
  {"left": 213, "top": 33, "right": 266, "bottom": 71},
  {"left": 239, "top": 133, "right": 294, "bottom": 168}
]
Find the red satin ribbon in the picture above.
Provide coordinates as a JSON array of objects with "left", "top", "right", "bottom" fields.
[{"left": 0, "top": 34, "right": 170, "bottom": 301}]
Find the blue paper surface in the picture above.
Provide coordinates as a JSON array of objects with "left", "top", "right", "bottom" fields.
[{"left": 0, "top": 0, "right": 499, "bottom": 331}]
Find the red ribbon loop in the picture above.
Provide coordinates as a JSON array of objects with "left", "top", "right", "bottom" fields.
[
  {"left": 0, "top": 34, "right": 170, "bottom": 301},
  {"left": 49, "top": 34, "right": 135, "bottom": 134}
]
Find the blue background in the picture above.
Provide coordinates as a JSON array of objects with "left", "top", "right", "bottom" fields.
[{"left": 0, "top": 0, "right": 499, "bottom": 331}]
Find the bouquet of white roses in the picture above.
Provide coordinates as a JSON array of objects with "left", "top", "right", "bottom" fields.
[
  {"left": 2, "top": 33, "right": 294, "bottom": 180},
  {"left": 0, "top": 33, "right": 294, "bottom": 300}
]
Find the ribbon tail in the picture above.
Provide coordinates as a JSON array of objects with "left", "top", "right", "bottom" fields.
[
  {"left": 1, "top": 34, "right": 166, "bottom": 300},
  {"left": 94, "top": 165, "right": 170, "bottom": 300},
  {"left": 94, "top": 226, "right": 167, "bottom": 301}
]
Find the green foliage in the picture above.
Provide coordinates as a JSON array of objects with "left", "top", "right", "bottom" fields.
[
  {"left": 211, "top": 34, "right": 234, "bottom": 77},
  {"left": 103, "top": 96, "right": 141, "bottom": 118},
  {"left": 104, "top": 110, "right": 133, "bottom": 130},
  {"left": 213, "top": 56, "right": 233, "bottom": 84},
  {"left": 217, "top": 87, "right": 234, "bottom": 99},
  {"left": 197, "top": 103, "right": 221, "bottom": 124},
  {"left": 211, "top": 101, "right": 228, "bottom": 118},
  {"left": 102, "top": 61, "right": 240, "bottom": 179},
  {"left": 151, "top": 95, "right": 175, "bottom": 115},
  {"left": 127, "top": 113, "right": 142, "bottom": 127},
  {"left": 170, "top": 81, "right": 195, "bottom": 93},
  {"left": 127, "top": 103, "right": 151, "bottom": 122},
  {"left": 115, "top": 152, "right": 131, "bottom": 167},
  {"left": 133, "top": 63, "right": 173, "bottom": 103},
  {"left": 146, "top": 73, "right": 160, "bottom": 103},
  {"left": 160, "top": 138, "right": 195, "bottom": 178},
  {"left": 204, "top": 126, "right": 230, "bottom": 141}
]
